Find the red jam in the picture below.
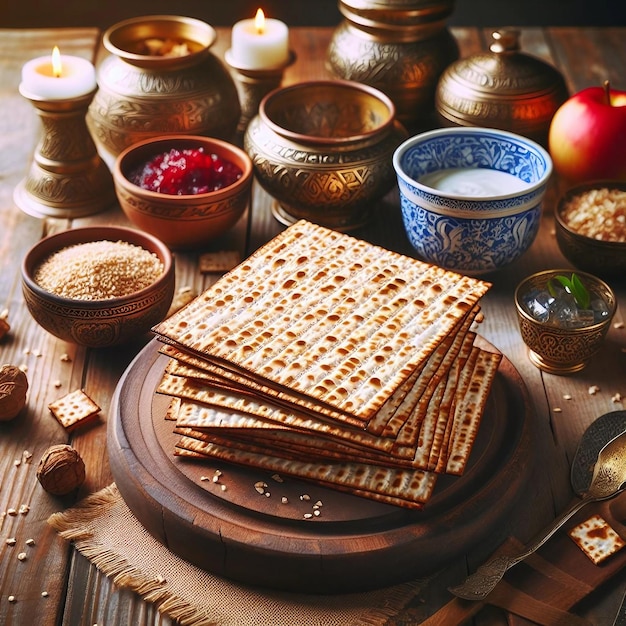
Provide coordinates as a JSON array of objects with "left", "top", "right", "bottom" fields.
[{"left": 129, "top": 147, "right": 243, "bottom": 195}]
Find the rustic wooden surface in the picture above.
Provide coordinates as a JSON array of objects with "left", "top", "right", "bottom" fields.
[{"left": 0, "top": 25, "right": 625, "bottom": 626}]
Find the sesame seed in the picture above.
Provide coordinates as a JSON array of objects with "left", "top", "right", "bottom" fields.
[{"left": 34, "top": 240, "right": 164, "bottom": 300}]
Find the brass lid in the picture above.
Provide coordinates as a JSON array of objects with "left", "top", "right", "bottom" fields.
[{"left": 435, "top": 29, "right": 569, "bottom": 144}]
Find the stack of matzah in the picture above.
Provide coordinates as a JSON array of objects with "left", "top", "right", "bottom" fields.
[{"left": 152, "top": 220, "right": 502, "bottom": 509}]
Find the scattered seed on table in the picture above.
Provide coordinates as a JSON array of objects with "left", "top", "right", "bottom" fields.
[
  {"left": 17, "top": 552, "right": 26, "bottom": 561},
  {"left": 553, "top": 407, "right": 562, "bottom": 413},
  {"left": 589, "top": 385, "right": 600, "bottom": 395},
  {"left": 41, "top": 591, "right": 49, "bottom": 598},
  {"left": 6, "top": 538, "right": 16, "bottom": 546},
  {"left": 25, "top": 538, "right": 35, "bottom": 546}
]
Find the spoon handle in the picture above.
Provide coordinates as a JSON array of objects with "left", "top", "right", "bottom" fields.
[{"left": 448, "top": 496, "right": 592, "bottom": 601}]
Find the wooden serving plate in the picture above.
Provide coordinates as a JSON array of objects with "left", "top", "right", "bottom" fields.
[{"left": 108, "top": 337, "right": 534, "bottom": 593}]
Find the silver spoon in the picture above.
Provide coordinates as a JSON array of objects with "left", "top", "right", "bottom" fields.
[{"left": 448, "top": 426, "right": 626, "bottom": 601}]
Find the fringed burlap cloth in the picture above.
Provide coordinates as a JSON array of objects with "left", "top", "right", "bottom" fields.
[{"left": 48, "top": 484, "right": 428, "bottom": 626}]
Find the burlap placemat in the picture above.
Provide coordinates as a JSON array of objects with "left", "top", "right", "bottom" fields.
[{"left": 48, "top": 484, "right": 428, "bottom": 626}]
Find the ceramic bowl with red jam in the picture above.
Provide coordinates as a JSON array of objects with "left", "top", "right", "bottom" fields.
[{"left": 113, "top": 135, "right": 253, "bottom": 249}]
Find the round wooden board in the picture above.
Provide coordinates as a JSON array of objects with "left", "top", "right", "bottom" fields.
[{"left": 108, "top": 337, "right": 534, "bottom": 593}]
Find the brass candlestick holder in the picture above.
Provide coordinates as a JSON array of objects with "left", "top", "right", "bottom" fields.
[
  {"left": 14, "top": 87, "right": 115, "bottom": 219},
  {"left": 225, "top": 50, "right": 296, "bottom": 139}
]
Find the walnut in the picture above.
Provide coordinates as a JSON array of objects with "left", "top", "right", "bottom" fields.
[
  {"left": 36, "top": 444, "right": 85, "bottom": 495},
  {"left": 0, "top": 317, "right": 10, "bottom": 341},
  {"left": 0, "top": 364, "right": 29, "bottom": 421}
]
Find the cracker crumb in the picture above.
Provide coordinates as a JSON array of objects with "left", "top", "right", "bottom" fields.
[
  {"left": 588, "top": 385, "right": 600, "bottom": 395},
  {"left": 6, "top": 538, "right": 16, "bottom": 546},
  {"left": 19, "top": 504, "right": 29, "bottom": 515},
  {"left": 17, "top": 552, "right": 27, "bottom": 561},
  {"left": 60, "top": 353, "right": 72, "bottom": 362},
  {"left": 14, "top": 459, "right": 21, "bottom": 467},
  {"left": 7, "top": 508, "right": 17, "bottom": 516},
  {"left": 612, "top": 393, "right": 623, "bottom": 403}
]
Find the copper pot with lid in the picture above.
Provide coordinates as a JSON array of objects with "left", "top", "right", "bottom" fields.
[{"left": 435, "top": 29, "right": 569, "bottom": 145}]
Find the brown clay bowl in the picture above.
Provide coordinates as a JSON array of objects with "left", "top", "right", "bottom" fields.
[
  {"left": 21, "top": 226, "right": 175, "bottom": 348},
  {"left": 114, "top": 135, "right": 253, "bottom": 249},
  {"left": 555, "top": 180, "right": 626, "bottom": 278}
]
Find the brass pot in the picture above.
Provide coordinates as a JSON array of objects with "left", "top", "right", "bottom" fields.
[
  {"left": 244, "top": 80, "right": 407, "bottom": 231},
  {"left": 436, "top": 29, "right": 569, "bottom": 146},
  {"left": 514, "top": 269, "right": 616, "bottom": 375},
  {"left": 87, "top": 15, "right": 241, "bottom": 165},
  {"left": 327, "top": 0, "right": 459, "bottom": 130}
]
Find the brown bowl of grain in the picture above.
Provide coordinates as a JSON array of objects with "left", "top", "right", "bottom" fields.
[
  {"left": 555, "top": 181, "right": 626, "bottom": 278},
  {"left": 21, "top": 226, "right": 175, "bottom": 348}
]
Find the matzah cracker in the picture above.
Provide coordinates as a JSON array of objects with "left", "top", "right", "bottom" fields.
[
  {"left": 568, "top": 514, "right": 626, "bottom": 564},
  {"left": 154, "top": 220, "right": 491, "bottom": 422},
  {"left": 446, "top": 348, "right": 502, "bottom": 475},
  {"left": 48, "top": 388, "right": 100, "bottom": 431},
  {"left": 199, "top": 250, "right": 241, "bottom": 273},
  {"left": 174, "top": 435, "right": 437, "bottom": 509}
]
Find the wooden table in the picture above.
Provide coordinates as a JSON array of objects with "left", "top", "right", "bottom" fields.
[{"left": 0, "top": 24, "right": 625, "bottom": 626}]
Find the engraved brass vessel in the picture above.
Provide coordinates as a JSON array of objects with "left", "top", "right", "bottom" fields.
[
  {"left": 436, "top": 29, "right": 569, "bottom": 146},
  {"left": 514, "top": 269, "right": 616, "bottom": 375},
  {"left": 87, "top": 15, "right": 241, "bottom": 166},
  {"left": 14, "top": 89, "right": 115, "bottom": 218},
  {"left": 327, "top": 0, "right": 459, "bottom": 130},
  {"left": 244, "top": 80, "right": 407, "bottom": 231}
]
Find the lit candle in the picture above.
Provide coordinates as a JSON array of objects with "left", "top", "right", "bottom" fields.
[
  {"left": 231, "top": 9, "right": 289, "bottom": 69},
  {"left": 20, "top": 47, "right": 97, "bottom": 100}
]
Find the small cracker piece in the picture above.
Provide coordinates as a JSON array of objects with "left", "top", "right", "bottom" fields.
[
  {"left": 48, "top": 389, "right": 101, "bottom": 431},
  {"left": 199, "top": 250, "right": 241, "bottom": 274},
  {"left": 568, "top": 514, "right": 626, "bottom": 564}
]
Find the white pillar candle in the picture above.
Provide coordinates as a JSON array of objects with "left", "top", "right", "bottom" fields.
[
  {"left": 20, "top": 47, "right": 97, "bottom": 100},
  {"left": 231, "top": 9, "right": 289, "bottom": 69}
]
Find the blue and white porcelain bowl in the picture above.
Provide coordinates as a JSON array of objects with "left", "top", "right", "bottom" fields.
[{"left": 392, "top": 127, "right": 552, "bottom": 274}]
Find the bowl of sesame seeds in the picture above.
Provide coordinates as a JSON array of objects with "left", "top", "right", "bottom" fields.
[
  {"left": 555, "top": 181, "right": 626, "bottom": 278},
  {"left": 21, "top": 226, "right": 175, "bottom": 348}
]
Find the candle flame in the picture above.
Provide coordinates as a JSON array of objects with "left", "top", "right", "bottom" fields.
[
  {"left": 51, "top": 46, "right": 62, "bottom": 77},
  {"left": 254, "top": 8, "right": 265, "bottom": 35}
]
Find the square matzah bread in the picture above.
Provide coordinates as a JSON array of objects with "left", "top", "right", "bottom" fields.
[
  {"left": 153, "top": 220, "right": 491, "bottom": 422},
  {"left": 48, "top": 388, "right": 101, "bottom": 431},
  {"left": 568, "top": 514, "right": 626, "bottom": 564}
]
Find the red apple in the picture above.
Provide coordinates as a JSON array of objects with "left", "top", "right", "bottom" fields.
[{"left": 548, "top": 81, "right": 626, "bottom": 184}]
